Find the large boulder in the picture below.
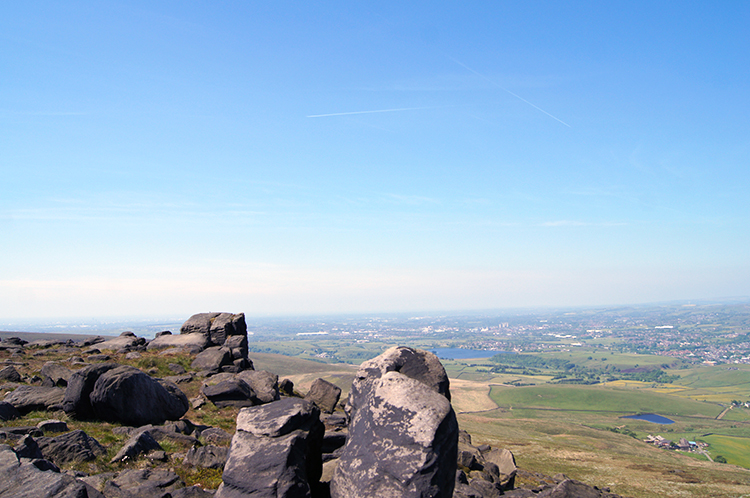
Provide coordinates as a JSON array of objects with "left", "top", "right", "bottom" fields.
[
  {"left": 304, "top": 378, "right": 341, "bottom": 414},
  {"left": 331, "top": 346, "right": 458, "bottom": 498},
  {"left": 93, "top": 332, "right": 146, "bottom": 352},
  {"left": 88, "top": 365, "right": 189, "bottom": 426},
  {"left": 0, "top": 366, "right": 22, "bottom": 382},
  {"left": 4, "top": 386, "right": 65, "bottom": 414},
  {"left": 191, "top": 346, "right": 233, "bottom": 373},
  {"left": 62, "top": 363, "right": 120, "bottom": 420},
  {"left": 201, "top": 378, "right": 259, "bottom": 408},
  {"left": 0, "top": 401, "right": 20, "bottom": 421},
  {"left": 180, "top": 312, "right": 246, "bottom": 347},
  {"left": 216, "top": 398, "right": 324, "bottom": 498}
]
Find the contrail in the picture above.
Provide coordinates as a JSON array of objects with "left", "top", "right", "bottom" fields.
[
  {"left": 448, "top": 56, "right": 571, "bottom": 128},
  {"left": 307, "top": 106, "right": 445, "bottom": 118}
]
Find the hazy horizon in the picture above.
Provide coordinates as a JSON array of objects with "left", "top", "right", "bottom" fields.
[{"left": 3, "top": 2, "right": 749, "bottom": 320}]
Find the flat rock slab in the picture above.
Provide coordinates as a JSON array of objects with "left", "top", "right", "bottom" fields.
[
  {"left": 37, "top": 429, "right": 107, "bottom": 465},
  {"left": 4, "top": 385, "right": 65, "bottom": 413}
]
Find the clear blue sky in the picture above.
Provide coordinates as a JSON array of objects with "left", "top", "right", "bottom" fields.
[{"left": 2, "top": 2, "right": 749, "bottom": 320}]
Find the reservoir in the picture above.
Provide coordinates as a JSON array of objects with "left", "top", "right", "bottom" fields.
[
  {"left": 431, "top": 348, "right": 512, "bottom": 360},
  {"left": 621, "top": 413, "right": 675, "bottom": 424}
]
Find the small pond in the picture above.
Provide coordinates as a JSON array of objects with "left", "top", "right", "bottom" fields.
[
  {"left": 621, "top": 413, "right": 675, "bottom": 424},
  {"left": 431, "top": 348, "right": 512, "bottom": 360}
]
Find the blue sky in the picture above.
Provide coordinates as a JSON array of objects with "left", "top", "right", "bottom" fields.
[{"left": 2, "top": 2, "right": 749, "bottom": 319}]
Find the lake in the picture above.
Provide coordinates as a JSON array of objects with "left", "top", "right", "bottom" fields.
[
  {"left": 621, "top": 413, "right": 675, "bottom": 424},
  {"left": 431, "top": 348, "right": 512, "bottom": 360}
]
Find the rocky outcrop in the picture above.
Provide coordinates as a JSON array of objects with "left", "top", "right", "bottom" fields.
[
  {"left": 191, "top": 346, "right": 233, "bottom": 373},
  {"left": 217, "top": 397, "right": 324, "bottom": 498},
  {"left": 93, "top": 331, "right": 146, "bottom": 352},
  {"left": 146, "top": 332, "right": 210, "bottom": 353},
  {"left": 236, "top": 370, "right": 279, "bottom": 404},
  {"left": 331, "top": 346, "right": 458, "bottom": 498},
  {"left": 40, "top": 362, "right": 73, "bottom": 387}
]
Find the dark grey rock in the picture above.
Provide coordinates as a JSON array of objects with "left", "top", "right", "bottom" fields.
[
  {"left": 168, "top": 363, "right": 187, "bottom": 374},
  {"left": 236, "top": 370, "right": 279, "bottom": 404},
  {"left": 304, "top": 378, "right": 341, "bottom": 414},
  {"left": 87, "top": 354, "right": 112, "bottom": 362},
  {"left": 199, "top": 427, "right": 232, "bottom": 445},
  {"left": 0, "top": 444, "right": 104, "bottom": 498},
  {"left": 93, "top": 334, "right": 146, "bottom": 352},
  {"left": 191, "top": 347, "right": 232, "bottom": 373},
  {"left": 279, "top": 378, "right": 295, "bottom": 396},
  {"left": 0, "top": 366, "right": 21, "bottom": 382},
  {"left": 102, "top": 468, "right": 184, "bottom": 498},
  {"left": 89, "top": 365, "right": 189, "bottom": 426},
  {"left": 14, "top": 434, "right": 44, "bottom": 459},
  {"left": 201, "top": 378, "right": 258, "bottom": 408},
  {"left": 111, "top": 430, "right": 163, "bottom": 463},
  {"left": 171, "top": 485, "right": 216, "bottom": 498},
  {"left": 208, "top": 313, "right": 246, "bottom": 347},
  {"left": 62, "top": 363, "right": 120, "bottom": 420},
  {"left": 0, "top": 401, "right": 20, "bottom": 421},
  {"left": 40, "top": 362, "right": 73, "bottom": 387},
  {"left": 37, "top": 419, "right": 69, "bottom": 433},
  {"left": 4, "top": 385, "right": 65, "bottom": 413},
  {"left": 216, "top": 398, "right": 324, "bottom": 498},
  {"left": 36, "top": 429, "right": 106, "bottom": 465},
  {"left": 331, "top": 347, "right": 457, "bottom": 498},
  {"left": 184, "top": 444, "right": 228, "bottom": 469}
]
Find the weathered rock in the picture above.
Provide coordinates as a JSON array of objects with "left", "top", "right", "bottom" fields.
[
  {"left": 201, "top": 378, "right": 259, "bottom": 408},
  {"left": 80, "top": 336, "right": 106, "bottom": 347},
  {"left": 147, "top": 333, "right": 211, "bottom": 352},
  {"left": 40, "top": 362, "right": 73, "bottom": 387},
  {"left": 171, "top": 485, "right": 216, "bottom": 498},
  {"left": 4, "top": 385, "right": 65, "bottom": 413},
  {"left": 199, "top": 427, "right": 232, "bottom": 445},
  {"left": 304, "top": 378, "right": 341, "bottom": 414},
  {"left": 0, "top": 401, "right": 20, "bottom": 421},
  {"left": 216, "top": 397, "right": 324, "bottom": 498},
  {"left": 102, "top": 468, "right": 184, "bottom": 498},
  {"left": 111, "top": 430, "right": 163, "bottom": 463},
  {"left": 483, "top": 447, "right": 517, "bottom": 489},
  {"left": 191, "top": 346, "right": 233, "bottom": 373},
  {"left": 0, "top": 444, "right": 104, "bottom": 498},
  {"left": 36, "top": 419, "right": 69, "bottom": 433},
  {"left": 14, "top": 434, "right": 44, "bottom": 459},
  {"left": 94, "top": 332, "right": 146, "bottom": 351},
  {"left": 535, "top": 478, "right": 622, "bottom": 498},
  {"left": 331, "top": 347, "right": 458, "bottom": 498},
  {"left": 279, "top": 378, "right": 295, "bottom": 396},
  {"left": 88, "top": 366, "right": 189, "bottom": 426},
  {"left": 36, "top": 429, "right": 107, "bottom": 465},
  {"left": 209, "top": 312, "right": 247, "bottom": 347},
  {"left": 2, "top": 337, "right": 27, "bottom": 346},
  {"left": 87, "top": 354, "right": 112, "bottom": 362},
  {"left": 0, "top": 366, "right": 21, "bottom": 382},
  {"left": 236, "top": 370, "right": 279, "bottom": 404},
  {"left": 168, "top": 363, "right": 187, "bottom": 374},
  {"left": 62, "top": 363, "right": 120, "bottom": 420},
  {"left": 184, "top": 444, "right": 228, "bottom": 469},
  {"left": 0, "top": 426, "right": 42, "bottom": 440}
]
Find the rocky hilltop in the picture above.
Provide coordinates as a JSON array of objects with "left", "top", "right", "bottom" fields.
[{"left": 0, "top": 312, "right": 625, "bottom": 497}]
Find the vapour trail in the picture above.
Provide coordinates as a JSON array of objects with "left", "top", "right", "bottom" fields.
[
  {"left": 307, "top": 106, "right": 446, "bottom": 118},
  {"left": 448, "top": 57, "right": 571, "bottom": 128}
]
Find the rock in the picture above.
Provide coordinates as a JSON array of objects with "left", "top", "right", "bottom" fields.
[
  {"left": 14, "top": 434, "right": 44, "bottom": 459},
  {"left": 279, "top": 378, "right": 295, "bottom": 396},
  {"left": 208, "top": 312, "right": 247, "bottom": 347},
  {"left": 0, "top": 444, "right": 104, "bottom": 498},
  {"left": 62, "top": 363, "right": 120, "bottom": 420},
  {"left": 80, "top": 336, "right": 106, "bottom": 347},
  {"left": 216, "top": 397, "right": 324, "bottom": 498},
  {"left": 168, "top": 363, "right": 187, "bottom": 374},
  {"left": 184, "top": 444, "right": 228, "bottom": 469},
  {"left": 171, "top": 485, "right": 216, "bottom": 498},
  {"left": 0, "top": 401, "right": 20, "bottom": 421},
  {"left": 125, "top": 352, "right": 142, "bottom": 360},
  {"left": 111, "top": 430, "right": 163, "bottom": 463},
  {"left": 199, "top": 427, "right": 232, "bottom": 445},
  {"left": 88, "top": 366, "right": 189, "bottom": 426},
  {"left": 3, "top": 337, "right": 27, "bottom": 346},
  {"left": 191, "top": 346, "right": 232, "bottom": 373},
  {"left": 331, "top": 347, "right": 458, "bottom": 498},
  {"left": 201, "top": 378, "right": 259, "bottom": 408},
  {"left": 102, "top": 468, "right": 184, "bottom": 498},
  {"left": 4, "top": 385, "right": 65, "bottom": 413},
  {"left": 36, "top": 419, "right": 69, "bottom": 433},
  {"left": 304, "top": 378, "right": 341, "bottom": 414},
  {"left": 483, "top": 447, "right": 517, "bottom": 489},
  {"left": 94, "top": 333, "right": 146, "bottom": 352},
  {"left": 147, "top": 333, "right": 211, "bottom": 352},
  {"left": 236, "top": 370, "right": 279, "bottom": 404},
  {"left": 87, "top": 354, "right": 112, "bottom": 362},
  {"left": 40, "top": 362, "right": 73, "bottom": 387},
  {"left": 36, "top": 429, "right": 107, "bottom": 465},
  {"left": 0, "top": 366, "right": 21, "bottom": 382},
  {"left": 0, "top": 426, "right": 42, "bottom": 440},
  {"left": 536, "top": 479, "right": 622, "bottom": 498}
]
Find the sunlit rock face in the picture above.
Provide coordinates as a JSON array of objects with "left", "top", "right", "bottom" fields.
[{"left": 331, "top": 346, "right": 458, "bottom": 498}]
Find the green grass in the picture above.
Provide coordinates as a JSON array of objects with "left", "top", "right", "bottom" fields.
[
  {"left": 489, "top": 384, "right": 723, "bottom": 418},
  {"left": 702, "top": 434, "right": 750, "bottom": 468}
]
